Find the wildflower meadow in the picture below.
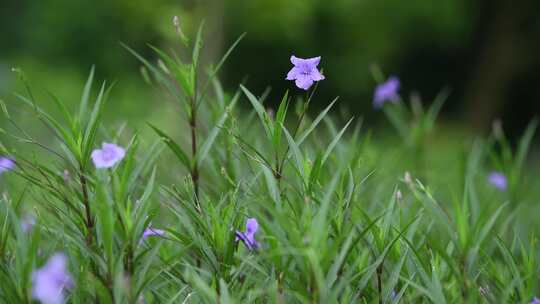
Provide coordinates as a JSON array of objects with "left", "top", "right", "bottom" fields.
[{"left": 1, "top": 20, "right": 540, "bottom": 304}]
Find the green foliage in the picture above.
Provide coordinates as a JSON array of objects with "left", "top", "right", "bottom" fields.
[{"left": 0, "top": 26, "right": 539, "bottom": 304}]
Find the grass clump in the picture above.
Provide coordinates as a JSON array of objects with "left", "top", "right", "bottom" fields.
[{"left": 0, "top": 24, "right": 539, "bottom": 304}]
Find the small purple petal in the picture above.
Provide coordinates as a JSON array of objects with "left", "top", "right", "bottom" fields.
[
  {"left": 290, "top": 55, "right": 303, "bottom": 66},
  {"left": 295, "top": 74, "right": 315, "bottom": 91},
  {"left": 531, "top": 297, "right": 540, "bottom": 304},
  {"left": 309, "top": 69, "right": 325, "bottom": 81},
  {"left": 488, "top": 171, "right": 507, "bottom": 191},
  {"left": 91, "top": 143, "right": 126, "bottom": 169},
  {"left": 235, "top": 231, "right": 254, "bottom": 250},
  {"left": 143, "top": 227, "right": 165, "bottom": 239},
  {"left": 235, "top": 218, "right": 260, "bottom": 251},
  {"left": 304, "top": 56, "right": 321, "bottom": 67},
  {"left": 245, "top": 218, "right": 258, "bottom": 235},
  {"left": 287, "top": 55, "right": 324, "bottom": 90},
  {"left": 286, "top": 67, "right": 301, "bottom": 80},
  {"left": 21, "top": 214, "right": 36, "bottom": 233},
  {"left": 32, "top": 253, "right": 73, "bottom": 304},
  {"left": 373, "top": 76, "right": 400, "bottom": 109},
  {"left": 141, "top": 224, "right": 166, "bottom": 244},
  {"left": 0, "top": 157, "right": 15, "bottom": 174}
]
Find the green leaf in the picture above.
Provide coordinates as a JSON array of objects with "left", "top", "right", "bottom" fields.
[
  {"left": 14, "top": 93, "right": 80, "bottom": 159},
  {"left": 149, "top": 45, "right": 193, "bottom": 98},
  {"left": 122, "top": 43, "right": 185, "bottom": 102},
  {"left": 280, "top": 123, "right": 305, "bottom": 180},
  {"left": 240, "top": 85, "right": 273, "bottom": 140},
  {"left": 196, "top": 90, "right": 239, "bottom": 166},
  {"left": 79, "top": 66, "right": 95, "bottom": 122},
  {"left": 148, "top": 123, "right": 191, "bottom": 170},
  {"left": 382, "top": 102, "right": 409, "bottom": 141},
  {"left": 95, "top": 182, "right": 114, "bottom": 273},
  {"left": 297, "top": 97, "right": 338, "bottom": 145},
  {"left": 321, "top": 117, "right": 353, "bottom": 165},
  {"left": 515, "top": 118, "right": 538, "bottom": 174},
  {"left": 82, "top": 82, "right": 110, "bottom": 168},
  {"left": 272, "top": 91, "right": 289, "bottom": 149},
  {"left": 425, "top": 87, "right": 449, "bottom": 130},
  {"left": 47, "top": 92, "right": 74, "bottom": 134},
  {"left": 199, "top": 33, "right": 246, "bottom": 103},
  {"left": 192, "top": 22, "right": 205, "bottom": 70}
]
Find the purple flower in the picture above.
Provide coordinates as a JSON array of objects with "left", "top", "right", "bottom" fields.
[
  {"left": 488, "top": 171, "right": 507, "bottom": 191},
  {"left": 141, "top": 224, "right": 165, "bottom": 242},
  {"left": 32, "top": 253, "right": 73, "bottom": 304},
  {"left": 286, "top": 55, "right": 325, "bottom": 90},
  {"left": 373, "top": 76, "right": 400, "bottom": 108},
  {"left": 91, "top": 143, "right": 126, "bottom": 169},
  {"left": 531, "top": 297, "right": 540, "bottom": 304},
  {"left": 391, "top": 290, "right": 398, "bottom": 300},
  {"left": 0, "top": 157, "right": 15, "bottom": 174},
  {"left": 21, "top": 214, "right": 36, "bottom": 233},
  {"left": 235, "top": 218, "right": 259, "bottom": 250}
]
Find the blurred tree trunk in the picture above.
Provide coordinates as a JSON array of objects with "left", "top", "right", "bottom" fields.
[{"left": 463, "top": 0, "right": 527, "bottom": 131}]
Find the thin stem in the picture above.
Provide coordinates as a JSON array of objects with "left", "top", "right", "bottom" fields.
[
  {"left": 274, "top": 153, "right": 282, "bottom": 187},
  {"left": 185, "top": 43, "right": 202, "bottom": 205},
  {"left": 190, "top": 110, "right": 199, "bottom": 199},
  {"left": 377, "top": 263, "right": 383, "bottom": 304},
  {"left": 276, "top": 87, "right": 316, "bottom": 179},
  {"left": 79, "top": 167, "right": 101, "bottom": 304},
  {"left": 190, "top": 67, "right": 201, "bottom": 211},
  {"left": 79, "top": 170, "right": 94, "bottom": 246}
]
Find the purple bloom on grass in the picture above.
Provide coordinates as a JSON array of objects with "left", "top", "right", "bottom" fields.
[
  {"left": 141, "top": 224, "right": 165, "bottom": 243},
  {"left": 21, "top": 214, "right": 36, "bottom": 233},
  {"left": 91, "top": 143, "right": 126, "bottom": 169},
  {"left": 373, "top": 76, "right": 400, "bottom": 108},
  {"left": 32, "top": 253, "right": 73, "bottom": 304},
  {"left": 286, "top": 55, "right": 325, "bottom": 90},
  {"left": 488, "top": 171, "right": 507, "bottom": 191},
  {"left": 235, "top": 218, "right": 259, "bottom": 250},
  {"left": 531, "top": 297, "right": 540, "bottom": 304},
  {"left": 143, "top": 227, "right": 165, "bottom": 239},
  {"left": 0, "top": 157, "right": 15, "bottom": 174}
]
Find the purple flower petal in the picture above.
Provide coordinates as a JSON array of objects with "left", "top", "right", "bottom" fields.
[
  {"left": 140, "top": 224, "right": 166, "bottom": 244},
  {"left": 235, "top": 231, "right": 254, "bottom": 250},
  {"left": 236, "top": 218, "right": 260, "bottom": 250},
  {"left": 0, "top": 157, "right": 15, "bottom": 174},
  {"left": 306, "top": 56, "right": 321, "bottom": 66},
  {"left": 309, "top": 69, "right": 325, "bottom": 81},
  {"left": 286, "top": 55, "right": 324, "bottom": 90},
  {"left": 295, "top": 74, "right": 314, "bottom": 91},
  {"left": 143, "top": 227, "right": 165, "bottom": 239},
  {"left": 245, "top": 218, "right": 258, "bottom": 235},
  {"left": 286, "top": 67, "right": 301, "bottom": 80},
  {"left": 531, "top": 297, "right": 540, "bottom": 304},
  {"left": 290, "top": 55, "right": 303, "bottom": 66},
  {"left": 21, "top": 214, "right": 36, "bottom": 233},
  {"left": 91, "top": 143, "right": 126, "bottom": 169},
  {"left": 32, "top": 253, "right": 73, "bottom": 304},
  {"left": 373, "top": 76, "right": 400, "bottom": 109},
  {"left": 488, "top": 171, "right": 507, "bottom": 191}
]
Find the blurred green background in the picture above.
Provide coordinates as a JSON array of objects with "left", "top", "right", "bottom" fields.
[{"left": 1, "top": 0, "right": 539, "bottom": 139}]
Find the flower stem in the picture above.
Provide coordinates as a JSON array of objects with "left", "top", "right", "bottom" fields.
[
  {"left": 79, "top": 170, "right": 94, "bottom": 246},
  {"left": 190, "top": 84, "right": 202, "bottom": 213},
  {"left": 79, "top": 167, "right": 102, "bottom": 303},
  {"left": 377, "top": 263, "right": 383, "bottom": 304},
  {"left": 190, "top": 109, "right": 199, "bottom": 198},
  {"left": 276, "top": 88, "right": 316, "bottom": 183}
]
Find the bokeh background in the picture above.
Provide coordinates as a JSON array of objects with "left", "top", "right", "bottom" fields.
[{"left": 1, "top": 0, "right": 539, "bottom": 140}]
